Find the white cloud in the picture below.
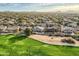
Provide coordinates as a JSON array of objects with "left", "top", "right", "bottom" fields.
[{"left": 37, "top": 4, "right": 79, "bottom": 12}]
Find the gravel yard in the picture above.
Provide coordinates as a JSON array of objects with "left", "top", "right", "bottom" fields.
[{"left": 29, "top": 34, "right": 79, "bottom": 46}]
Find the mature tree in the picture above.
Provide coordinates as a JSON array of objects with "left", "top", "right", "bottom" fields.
[
  {"left": 77, "top": 21, "right": 79, "bottom": 26},
  {"left": 24, "top": 28, "right": 32, "bottom": 37}
]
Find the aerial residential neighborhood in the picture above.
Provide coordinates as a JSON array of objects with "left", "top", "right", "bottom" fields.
[
  {"left": 0, "top": 12, "right": 78, "bottom": 37},
  {"left": 1, "top": 3, "right": 79, "bottom": 56}
]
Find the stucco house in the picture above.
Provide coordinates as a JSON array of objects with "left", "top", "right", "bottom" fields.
[
  {"left": 32, "top": 26, "right": 45, "bottom": 35},
  {"left": 61, "top": 26, "right": 75, "bottom": 36},
  {"left": 32, "top": 25, "right": 59, "bottom": 36}
]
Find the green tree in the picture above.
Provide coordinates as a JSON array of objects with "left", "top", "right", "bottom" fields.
[
  {"left": 77, "top": 22, "right": 79, "bottom": 26},
  {"left": 24, "top": 28, "right": 32, "bottom": 37}
]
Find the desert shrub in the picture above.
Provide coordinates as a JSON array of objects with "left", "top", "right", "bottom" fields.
[
  {"left": 72, "top": 34, "right": 79, "bottom": 41},
  {"left": 61, "top": 39, "right": 75, "bottom": 44}
]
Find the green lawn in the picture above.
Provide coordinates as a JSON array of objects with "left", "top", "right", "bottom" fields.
[{"left": 0, "top": 34, "right": 79, "bottom": 56}]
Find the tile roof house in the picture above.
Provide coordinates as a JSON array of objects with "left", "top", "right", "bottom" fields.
[
  {"left": 61, "top": 26, "right": 75, "bottom": 36},
  {"left": 32, "top": 26, "right": 45, "bottom": 35}
]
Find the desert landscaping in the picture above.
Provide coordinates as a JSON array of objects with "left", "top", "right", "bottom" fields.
[{"left": 29, "top": 34, "right": 79, "bottom": 46}]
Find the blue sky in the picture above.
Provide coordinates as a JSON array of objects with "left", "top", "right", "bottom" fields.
[
  {"left": 0, "top": 3, "right": 58, "bottom": 11},
  {"left": 0, "top": 3, "right": 79, "bottom": 12}
]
